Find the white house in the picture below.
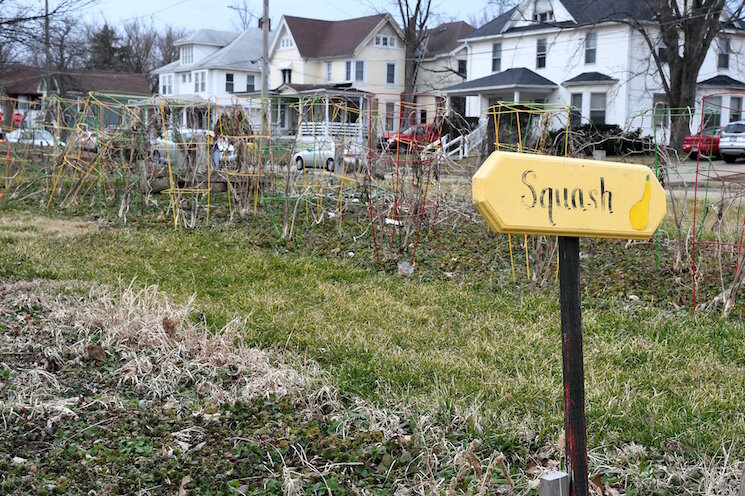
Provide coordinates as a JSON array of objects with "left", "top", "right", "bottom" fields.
[
  {"left": 445, "top": 0, "right": 745, "bottom": 137},
  {"left": 151, "top": 27, "right": 269, "bottom": 127}
]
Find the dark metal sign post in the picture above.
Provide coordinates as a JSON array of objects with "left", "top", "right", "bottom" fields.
[
  {"left": 558, "top": 236, "right": 589, "bottom": 496},
  {"left": 473, "top": 151, "right": 667, "bottom": 496}
]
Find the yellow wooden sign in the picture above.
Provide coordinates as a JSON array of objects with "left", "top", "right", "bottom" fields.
[{"left": 472, "top": 151, "right": 666, "bottom": 239}]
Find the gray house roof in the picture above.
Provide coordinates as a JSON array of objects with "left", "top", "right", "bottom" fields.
[
  {"left": 153, "top": 27, "right": 269, "bottom": 75},
  {"left": 192, "top": 28, "right": 265, "bottom": 71},
  {"left": 444, "top": 67, "right": 557, "bottom": 94},
  {"left": 697, "top": 75, "right": 745, "bottom": 87},
  {"left": 563, "top": 71, "right": 618, "bottom": 85},
  {"left": 463, "top": 8, "right": 516, "bottom": 39},
  {"left": 174, "top": 29, "right": 239, "bottom": 47}
]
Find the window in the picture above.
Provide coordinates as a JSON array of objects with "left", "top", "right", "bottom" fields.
[
  {"left": 374, "top": 35, "right": 396, "bottom": 47},
  {"left": 325, "top": 62, "right": 332, "bottom": 82},
  {"left": 536, "top": 38, "right": 547, "bottom": 68},
  {"left": 280, "top": 36, "right": 294, "bottom": 49},
  {"left": 281, "top": 69, "right": 292, "bottom": 84},
  {"left": 194, "top": 72, "right": 205, "bottom": 92},
  {"left": 718, "top": 37, "right": 730, "bottom": 69},
  {"left": 653, "top": 93, "right": 669, "bottom": 128},
  {"left": 182, "top": 74, "right": 187, "bottom": 83},
  {"left": 491, "top": 43, "right": 501, "bottom": 72},
  {"left": 457, "top": 59, "right": 467, "bottom": 77},
  {"left": 247, "top": 75, "right": 255, "bottom": 92},
  {"left": 590, "top": 92, "right": 606, "bottom": 124},
  {"left": 585, "top": 32, "right": 596, "bottom": 64},
  {"left": 570, "top": 93, "right": 582, "bottom": 126},
  {"left": 731, "top": 96, "right": 742, "bottom": 122},
  {"left": 161, "top": 75, "right": 172, "bottom": 95},
  {"left": 657, "top": 39, "right": 668, "bottom": 64},
  {"left": 225, "top": 73, "right": 234, "bottom": 92},
  {"left": 385, "top": 102, "right": 396, "bottom": 131},
  {"left": 386, "top": 62, "right": 396, "bottom": 85},
  {"left": 419, "top": 109, "right": 427, "bottom": 124},
  {"left": 277, "top": 102, "right": 287, "bottom": 129},
  {"left": 533, "top": 0, "right": 554, "bottom": 22},
  {"left": 344, "top": 60, "right": 364, "bottom": 82},
  {"left": 180, "top": 45, "right": 193, "bottom": 65}
]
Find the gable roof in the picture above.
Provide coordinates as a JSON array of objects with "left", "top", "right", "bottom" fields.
[
  {"left": 463, "top": 8, "right": 516, "bottom": 39},
  {"left": 61, "top": 71, "right": 150, "bottom": 95},
  {"left": 1, "top": 65, "right": 41, "bottom": 95},
  {"left": 175, "top": 29, "right": 239, "bottom": 47},
  {"left": 192, "top": 28, "right": 266, "bottom": 71},
  {"left": 1, "top": 65, "right": 150, "bottom": 96},
  {"left": 444, "top": 67, "right": 557, "bottom": 94},
  {"left": 697, "top": 75, "right": 745, "bottom": 87},
  {"left": 282, "top": 14, "right": 392, "bottom": 58},
  {"left": 563, "top": 71, "right": 618, "bottom": 85},
  {"left": 422, "top": 21, "right": 475, "bottom": 57},
  {"left": 463, "top": 0, "right": 656, "bottom": 39},
  {"left": 560, "top": 0, "right": 655, "bottom": 24}
]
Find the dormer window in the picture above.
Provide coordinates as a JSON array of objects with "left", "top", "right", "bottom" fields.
[
  {"left": 374, "top": 35, "right": 396, "bottom": 48},
  {"left": 533, "top": 0, "right": 554, "bottom": 22},
  {"left": 180, "top": 45, "right": 193, "bottom": 65}
]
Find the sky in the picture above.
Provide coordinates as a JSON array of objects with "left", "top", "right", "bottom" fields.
[{"left": 83, "top": 0, "right": 496, "bottom": 31}]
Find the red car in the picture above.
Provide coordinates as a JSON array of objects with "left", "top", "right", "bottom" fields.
[
  {"left": 683, "top": 127, "right": 721, "bottom": 157},
  {"left": 381, "top": 123, "right": 440, "bottom": 150}
]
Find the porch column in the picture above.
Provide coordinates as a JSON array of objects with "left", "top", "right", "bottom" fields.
[
  {"left": 513, "top": 90, "right": 521, "bottom": 103},
  {"left": 358, "top": 96, "right": 363, "bottom": 143},
  {"left": 325, "top": 96, "right": 330, "bottom": 139}
]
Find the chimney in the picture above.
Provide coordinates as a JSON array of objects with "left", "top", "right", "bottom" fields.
[{"left": 258, "top": 18, "right": 271, "bottom": 30}]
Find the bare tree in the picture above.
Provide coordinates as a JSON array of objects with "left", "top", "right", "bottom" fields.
[
  {"left": 228, "top": 0, "right": 257, "bottom": 31},
  {"left": 120, "top": 19, "right": 159, "bottom": 73},
  {"left": 395, "top": 0, "right": 433, "bottom": 96},
  {"left": 156, "top": 25, "right": 188, "bottom": 67}
]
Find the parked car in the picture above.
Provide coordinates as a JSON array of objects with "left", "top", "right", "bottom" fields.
[
  {"left": 381, "top": 123, "right": 440, "bottom": 150},
  {"left": 68, "top": 129, "right": 98, "bottom": 152},
  {"left": 293, "top": 139, "right": 337, "bottom": 171},
  {"left": 683, "top": 127, "right": 721, "bottom": 157},
  {"left": 292, "top": 139, "right": 366, "bottom": 172},
  {"left": 717, "top": 121, "right": 745, "bottom": 163},
  {"left": 150, "top": 128, "right": 219, "bottom": 167},
  {"left": 5, "top": 128, "right": 66, "bottom": 147}
]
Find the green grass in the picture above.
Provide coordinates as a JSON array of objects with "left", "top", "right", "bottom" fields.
[{"left": 0, "top": 206, "right": 744, "bottom": 466}]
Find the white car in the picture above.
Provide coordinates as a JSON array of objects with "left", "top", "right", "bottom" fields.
[
  {"left": 719, "top": 121, "right": 745, "bottom": 163},
  {"left": 6, "top": 128, "right": 65, "bottom": 147},
  {"left": 150, "top": 128, "right": 220, "bottom": 167},
  {"left": 292, "top": 139, "right": 366, "bottom": 172}
]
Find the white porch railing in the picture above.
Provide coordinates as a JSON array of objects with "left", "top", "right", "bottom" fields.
[
  {"left": 440, "top": 120, "right": 489, "bottom": 159},
  {"left": 298, "top": 121, "right": 367, "bottom": 139}
]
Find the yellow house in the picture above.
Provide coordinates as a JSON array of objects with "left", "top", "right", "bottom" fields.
[{"left": 267, "top": 13, "right": 406, "bottom": 141}]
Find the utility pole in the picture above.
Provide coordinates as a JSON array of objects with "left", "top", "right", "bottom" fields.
[
  {"left": 261, "top": 0, "right": 270, "bottom": 136},
  {"left": 44, "top": 0, "right": 51, "bottom": 98}
]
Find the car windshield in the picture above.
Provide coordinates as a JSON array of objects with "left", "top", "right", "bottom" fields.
[{"left": 724, "top": 123, "right": 745, "bottom": 134}]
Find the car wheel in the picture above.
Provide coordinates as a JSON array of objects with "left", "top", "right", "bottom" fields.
[
  {"left": 296, "top": 156, "right": 304, "bottom": 170},
  {"left": 723, "top": 155, "right": 736, "bottom": 163},
  {"left": 326, "top": 158, "right": 335, "bottom": 172},
  {"left": 152, "top": 151, "right": 161, "bottom": 164}
]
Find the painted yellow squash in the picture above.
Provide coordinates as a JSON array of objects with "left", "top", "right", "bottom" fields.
[{"left": 629, "top": 175, "right": 651, "bottom": 231}]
